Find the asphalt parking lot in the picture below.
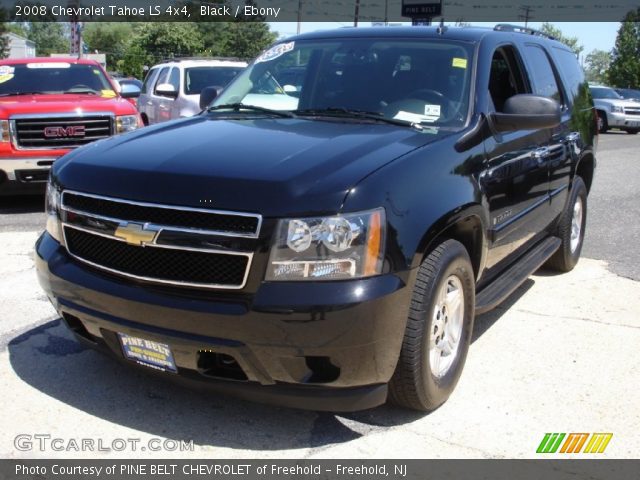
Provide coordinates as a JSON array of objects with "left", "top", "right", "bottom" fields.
[{"left": 0, "top": 133, "right": 638, "bottom": 459}]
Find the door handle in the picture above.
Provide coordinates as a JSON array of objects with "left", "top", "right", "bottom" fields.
[
  {"left": 566, "top": 131, "right": 580, "bottom": 143},
  {"left": 532, "top": 147, "right": 550, "bottom": 165}
]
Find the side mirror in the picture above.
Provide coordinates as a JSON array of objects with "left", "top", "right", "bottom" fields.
[
  {"left": 199, "top": 86, "right": 223, "bottom": 110},
  {"left": 490, "top": 94, "right": 561, "bottom": 133},
  {"left": 120, "top": 83, "right": 141, "bottom": 99},
  {"left": 155, "top": 83, "right": 178, "bottom": 99}
]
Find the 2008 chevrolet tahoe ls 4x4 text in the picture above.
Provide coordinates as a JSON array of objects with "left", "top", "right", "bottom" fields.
[{"left": 37, "top": 25, "right": 597, "bottom": 412}]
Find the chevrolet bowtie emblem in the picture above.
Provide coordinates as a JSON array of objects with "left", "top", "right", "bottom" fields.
[{"left": 114, "top": 223, "right": 157, "bottom": 246}]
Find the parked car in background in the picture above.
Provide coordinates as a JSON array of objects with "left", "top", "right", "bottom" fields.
[
  {"left": 614, "top": 87, "right": 640, "bottom": 102},
  {"left": 138, "top": 58, "right": 247, "bottom": 125},
  {"left": 590, "top": 85, "right": 640, "bottom": 134},
  {"left": 0, "top": 57, "right": 142, "bottom": 195}
]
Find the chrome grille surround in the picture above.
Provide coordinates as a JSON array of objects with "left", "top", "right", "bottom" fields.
[
  {"left": 60, "top": 190, "right": 261, "bottom": 290},
  {"left": 10, "top": 112, "right": 114, "bottom": 150}
]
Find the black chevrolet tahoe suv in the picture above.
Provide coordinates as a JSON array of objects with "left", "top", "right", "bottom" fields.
[{"left": 36, "top": 25, "right": 596, "bottom": 412}]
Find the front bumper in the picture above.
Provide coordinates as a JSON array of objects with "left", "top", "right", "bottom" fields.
[
  {"left": 606, "top": 112, "right": 640, "bottom": 129},
  {"left": 0, "top": 156, "right": 58, "bottom": 195},
  {"left": 35, "top": 232, "right": 415, "bottom": 411}
]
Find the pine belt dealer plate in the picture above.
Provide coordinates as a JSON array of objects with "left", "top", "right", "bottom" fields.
[{"left": 118, "top": 333, "right": 177, "bottom": 373}]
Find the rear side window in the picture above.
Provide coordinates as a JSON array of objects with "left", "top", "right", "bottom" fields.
[
  {"left": 524, "top": 45, "right": 563, "bottom": 104},
  {"left": 141, "top": 68, "right": 159, "bottom": 94},
  {"left": 552, "top": 47, "right": 586, "bottom": 103}
]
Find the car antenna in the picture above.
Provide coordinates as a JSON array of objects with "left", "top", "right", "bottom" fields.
[{"left": 437, "top": 18, "right": 447, "bottom": 35}]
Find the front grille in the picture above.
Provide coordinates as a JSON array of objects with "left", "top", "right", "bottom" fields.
[
  {"left": 624, "top": 108, "right": 640, "bottom": 116},
  {"left": 13, "top": 115, "right": 112, "bottom": 149},
  {"left": 64, "top": 227, "right": 249, "bottom": 288},
  {"left": 63, "top": 192, "right": 259, "bottom": 236}
]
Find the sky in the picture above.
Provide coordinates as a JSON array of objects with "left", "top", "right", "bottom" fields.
[{"left": 269, "top": 22, "right": 620, "bottom": 57}]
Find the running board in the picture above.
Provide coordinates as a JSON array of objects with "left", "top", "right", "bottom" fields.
[{"left": 475, "top": 236, "right": 561, "bottom": 315}]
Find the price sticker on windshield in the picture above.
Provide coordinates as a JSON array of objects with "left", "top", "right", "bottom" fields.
[
  {"left": 255, "top": 42, "right": 295, "bottom": 63},
  {"left": 0, "top": 66, "right": 14, "bottom": 83}
]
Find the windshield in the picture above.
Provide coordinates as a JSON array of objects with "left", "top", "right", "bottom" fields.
[
  {"left": 590, "top": 87, "right": 622, "bottom": 100},
  {"left": 184, "top": 66, "right": 244, "bottom": 95},
  {"left": 212, "top": 38, "right": 474, "bottom": 128},
  {"left": 0, "top": 62, "right": 114, "bottom": 96}
]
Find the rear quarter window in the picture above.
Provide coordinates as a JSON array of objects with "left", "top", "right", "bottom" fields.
[{"left": 551, "top": 47, "right": 587, "bottom": 104}]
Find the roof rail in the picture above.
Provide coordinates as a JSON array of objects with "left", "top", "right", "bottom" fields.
[
  {"left": 493, "top": 24, "right": 556, "bottom": 40},
  {"left": 159, "top": 56, "right": 247, "bottom": 63}
]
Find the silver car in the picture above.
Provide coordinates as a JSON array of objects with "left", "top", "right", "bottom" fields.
[
  {"left": 590, "top": 85, "right": 640, "bottom": 134},
  {"left": 138, "top": 58, "right": 247, "bottom": 125}
]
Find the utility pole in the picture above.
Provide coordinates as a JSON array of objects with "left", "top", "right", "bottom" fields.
[
  {"left": 297, "top": 0, "right": 302, "bottom": 34},
  {"left": 354, "top": 0, "right": 360, "bottom": 27},
  {"left": 519, "top": 5, "right": 533, "bottom": 27}
]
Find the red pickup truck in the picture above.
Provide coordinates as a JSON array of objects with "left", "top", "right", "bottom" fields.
[{"left": 0, "top": 57, "right": 142, "bottom": 195}]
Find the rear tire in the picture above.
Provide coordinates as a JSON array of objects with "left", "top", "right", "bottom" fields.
[
  {"left": 597, "top": 111, "right": 608, "bottom": 133},
  {"left": 389, "top": 239, "right": 475, "bottom": 411},
  {"left": 545, "top": 176, "right": 587, "bottom": 272}
]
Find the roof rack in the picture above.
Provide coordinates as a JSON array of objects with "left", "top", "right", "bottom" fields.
[
  {"left": 159, "top": 56, "right": 247, "bottom": 63},
  {"left": 493, "top": 24, "right": 556, "bottom": 40}
]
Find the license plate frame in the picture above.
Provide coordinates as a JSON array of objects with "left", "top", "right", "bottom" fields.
[{"left": 118, "top": 333, "right": 178, "bottom": 373}]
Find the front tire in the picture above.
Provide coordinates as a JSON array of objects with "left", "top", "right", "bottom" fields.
[
  {"left": 546, "top": 176, "right": 587, "bottom": 272},
  {"left": 624, "top": 128, "right": 639, "bottom": 135},
  {"left": 389, "top": 239, "right": 475, "bottom": 411},
  {"left": 597, "top": 111, "right": 608, "bottom": 133}
]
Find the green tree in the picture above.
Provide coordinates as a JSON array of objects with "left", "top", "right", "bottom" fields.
[
  {"left": 540, "top": 22, "right": 583, "bottom": 57},
  {"left": 220, "top": 21, "right": 277, "bottom": 59},
  {"left": 132, "top": 22, "right": 204, "bottom": 63},
  {"left": 25, "top": 22, "right": 67, "bottom": 56},
  {"left": 0, "top": 10, "right": 10, "bottom": 58},
  {"left": 585, "top": 49, "right": 612, "bottom": 84},
  {"left": 608, "top": 10, "right": 640, "bottom": 88},
  {"left": 5, "top": 22, "right": 28, "bottom": 38},
  {"left": 118, "top": 42, "right": 150, "bottom": 79},
  {"left": 83, "top": 22, "right": 134, "bottom": 70}
]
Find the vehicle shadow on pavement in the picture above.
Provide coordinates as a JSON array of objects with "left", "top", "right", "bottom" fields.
[
  {"left": 7, "top": 319, "right": 423, "bottom": 451},
  {"left": 472, "top": 278, "right": 534, "bottom": 342},
  {"left": 0, "top": 195, "right": 45, "bottom": 214}
]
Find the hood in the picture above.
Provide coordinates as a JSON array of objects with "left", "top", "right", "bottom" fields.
[
  {"left": 0, "top": 94, "right": 136, "bottom": 117},
  {"left": 595, "top": 97, "right": 640, "bottom": 107},
  {"left": 54, "top": 115, "right": 448, "bottom": 216}
]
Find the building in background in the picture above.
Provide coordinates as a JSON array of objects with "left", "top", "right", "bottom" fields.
[{"left": 3, "top": 32, "right": 36, "bottom": 58}]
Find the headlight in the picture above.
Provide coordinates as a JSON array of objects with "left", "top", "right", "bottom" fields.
[
  {"left": 611, "top": 105, "right": 624, "bottom": 113},
  {"left": 266, "top": 208, "right": 385, "bottom": 281},
  {"left": 45, "top": 179, "right": 62, "bottom": 243},
  {"left": 0, "top": 120, "right": 10, "bottom": 142},
  {"left": 116, "top": 115, "right": 141, "bottom": 133}
]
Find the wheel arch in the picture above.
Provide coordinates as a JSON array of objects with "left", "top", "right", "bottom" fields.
[
  {"left": 575, "top": 151, "right": 595, "bottom": 194},
  {"left": 414, "top": 204, "right": 489, "bottom": 283}
]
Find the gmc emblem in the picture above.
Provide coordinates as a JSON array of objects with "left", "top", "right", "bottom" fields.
[{"left": 43, "top": 126, "right": 86, "bottom": 138}]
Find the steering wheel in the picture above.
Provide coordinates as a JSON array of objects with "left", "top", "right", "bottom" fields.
[{"left": 405, "top": 88, "right": 446, "bottom": 105}]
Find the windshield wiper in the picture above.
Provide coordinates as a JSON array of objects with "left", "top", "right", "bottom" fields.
[
  {"left": 0, "top": 91, "right": 47, "bottom": 97},
  {"left": 294, "top": 107, "right": 420, "bottom": 128},
  {"left": 63, "top": 90, "right": 99, "bottom": 95},
  {"left": 207, "top": 103, "right": 296, "bottom": 118}
]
